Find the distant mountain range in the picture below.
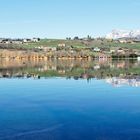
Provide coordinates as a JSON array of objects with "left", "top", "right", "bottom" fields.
[{"left": 106, "top": 30, "right": 140, "bottom": 39}]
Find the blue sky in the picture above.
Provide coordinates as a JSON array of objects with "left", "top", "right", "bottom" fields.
[{"left": 0, "top": 0, "right": 140, "bottom": 38}]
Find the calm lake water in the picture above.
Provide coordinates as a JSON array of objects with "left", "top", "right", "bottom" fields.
[{"left": 0, "top": 60, "right": 140, "bottom": 140}]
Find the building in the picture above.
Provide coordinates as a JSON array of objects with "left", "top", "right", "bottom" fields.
[
  {"left": 36, "top": 46, "right": 57, "bottom": 52},
  {"left": 117, "top": 48, "right": 125, "bottom": 54},
  {"left": 119, "top": 39, "right": 127, "bottom": 43},
  {"left": 32, "top": 38, "right": 40, "bottom": 42},
  {"left": 58, "top": 43, "right": 66, "bottom": 47},
  {"left": 23, "top": 39, "right": 32, "bottom": 43}
]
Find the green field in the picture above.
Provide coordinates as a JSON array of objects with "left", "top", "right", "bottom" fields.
[
  {"left": 1, "top": 39, "right": 140, "bottom": 52},
  {"left": 21, "top": 39, "right": 140, "bottom": 50}
]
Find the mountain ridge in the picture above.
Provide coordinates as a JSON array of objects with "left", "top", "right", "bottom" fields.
[{"left": 106, "top": 29, "right": 140, "bottom": 39}]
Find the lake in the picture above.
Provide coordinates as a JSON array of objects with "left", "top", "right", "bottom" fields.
[{"left": 0, "top": 59, "right": 140, "bottom": 140}]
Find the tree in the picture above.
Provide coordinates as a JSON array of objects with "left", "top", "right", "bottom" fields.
[
  {"left": 87, "top": 35, "right": 92, "bottom": 40},
  {"left": 74, "top": 36, "right": 79, "bottom": 40},
  {"left": 66, "top": 37, "right": 71, "bottom": 40}
]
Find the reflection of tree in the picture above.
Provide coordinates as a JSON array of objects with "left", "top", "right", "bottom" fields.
[{"left": 0, "top": 59, "right": 140, "bottom": 80}]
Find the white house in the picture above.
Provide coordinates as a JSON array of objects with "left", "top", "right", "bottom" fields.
[
  {"left": 119, "top": 40, "right": 127, "bottom": 43},
  {"left": 32, "top": 38, "right": 40, "bottom": 42},
  {"left": 58, "top": 43, "right": 66, "bottom": 47},
  {"left": 138, "top": 57, "right": 140, "bottom": 61},
  {"left": 23, "top": 39, "right": 31, "bottom": 43}
]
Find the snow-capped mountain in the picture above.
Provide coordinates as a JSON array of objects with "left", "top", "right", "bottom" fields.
[{"left": 106, "top": 29, "right": 140, "bottom": 39}]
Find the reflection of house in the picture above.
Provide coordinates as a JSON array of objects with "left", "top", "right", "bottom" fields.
[
  {"left": 39, "top": 65, "right": 57, "bottom": 71},
  {"left": 58, "top": 70, "right": 66, "bottom": 74},
  {"left": 93, "top": 47, "right": 100, "bottom": 52},
  {"left": 98, "top": 53, "right": 110, "bottom": 60},
  {"left": 116, "top": 62, "right": 125, "bottom": 68},
  {"left": 81, "top": 73, "right": 89, "bottom": 79},
  {"left": 94, "top": 65, "right": 100, "bottom": 70}
]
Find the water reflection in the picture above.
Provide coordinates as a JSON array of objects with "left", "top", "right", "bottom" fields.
[
  {"left": 0, "top": 59, "right": 140, "bottom": 86},
  {"left": 106, "top": 78, "right": 140, "bottom": 87},
  {"left": 0, "top": 60, "right": 140, "bottom": 140}
]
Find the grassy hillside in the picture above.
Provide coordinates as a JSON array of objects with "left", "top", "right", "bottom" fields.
[
  {"left": 1, "top": 39, "right": 140, "bottom": 50},
  {"left": 21, "top": 39, "right": 140, "bottom": 50}
]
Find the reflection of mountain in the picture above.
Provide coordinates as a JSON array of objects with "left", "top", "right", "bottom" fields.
[{"left": 106, "top": 77, "right": 140, "bottom": 87}]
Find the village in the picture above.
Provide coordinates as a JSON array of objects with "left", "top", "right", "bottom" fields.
[
  {"left": 0, "top": 37, "right": 140, "bottom": 60},
  {"left": 0, "top": 38, "right": 40, "bottom": 44}
]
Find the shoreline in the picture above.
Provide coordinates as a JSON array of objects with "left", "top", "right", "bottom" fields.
[{"left": 0, "top": 49, "right": 139, "bottom": 61}]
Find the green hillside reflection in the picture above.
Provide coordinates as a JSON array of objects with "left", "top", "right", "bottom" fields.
[{"left": 0, "top": 59, "right": 140, "bottom": 81}]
